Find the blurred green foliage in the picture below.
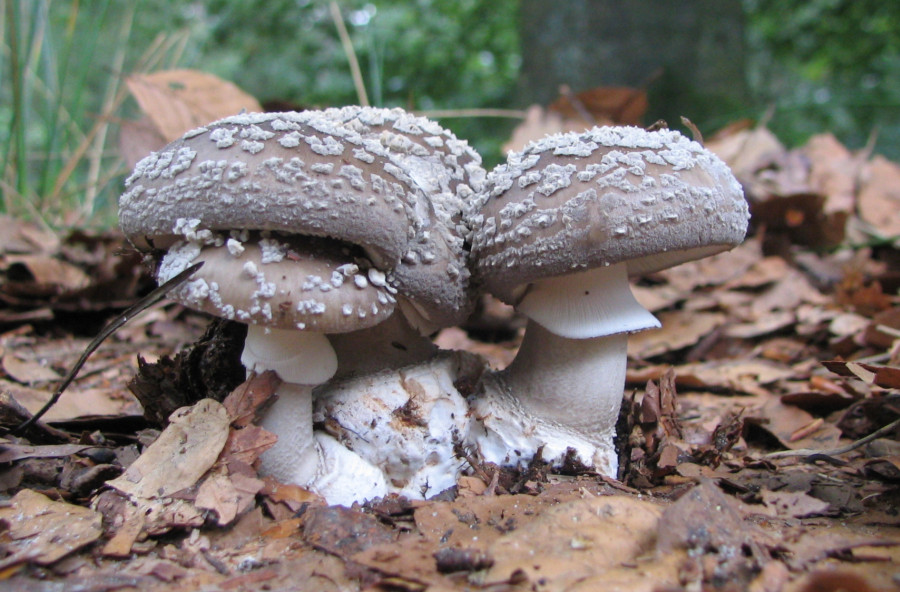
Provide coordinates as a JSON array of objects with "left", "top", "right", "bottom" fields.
[
  {"left": 191, "top": 0, "right": 520, "bottom": 163},
  {"left": 2, "top": 0, "right": 899, "bottom": 226},
  {"left": 0, "top": 0, "right": 188, "bottom": 226},
  {"left": 744, "top": 0, "right": 900, "bottom": 158}
]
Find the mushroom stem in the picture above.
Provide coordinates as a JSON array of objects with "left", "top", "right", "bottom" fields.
[
  {"left": 471, "top": 263, "right": 660, "bottom": 475},
  {"left": 241, "top": 325, "right": 388, "bottom": 502},
  {"left": 503, "top": 319, "right": 627, "bottom": 435},
  {"left": 241, "top": 326, "right": 338, "bottom": 486},
  {"left": 257, "top": 382, "right": 320, "bottom": 484}
]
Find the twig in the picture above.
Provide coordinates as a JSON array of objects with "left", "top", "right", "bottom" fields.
[
  {"left": 12, "top": 262, "right": 204, "bottom": 433},
  {"left": 876, "top": 324, "right": 900, "bottom": 339},
  {"left": 329, "top": 1, "right": 368, "bottom": 107},
  {"left": 596, "top": 474, "right": 641, "bottom": 495},
  {"left": 680, "top": 116, "right": 704, "bottom": 145},
  {"left": 559, "top": 84, "right": 595, "bottom": 125},
  {"left": 455, "top": 443, "right": 494, "bottom": 485},
  {"left": 763, "top": 417, "right": 900, "bottom": 460},
  {"left": 484, "top": 468, "right": 501, "bottom": 496},
  {"left": 416, "top": 108, "right": 529, "bottom": 120}
]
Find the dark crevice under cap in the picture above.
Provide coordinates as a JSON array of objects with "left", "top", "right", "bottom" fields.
[
  {"left": 317, "top": 106, "right": 486, "bottom": 328},
  {"left": 120, "top": 107, "right": 486, "bottom": 329},
  {"left": 468, "top": 125, "right": 750, "bottom": 304}
]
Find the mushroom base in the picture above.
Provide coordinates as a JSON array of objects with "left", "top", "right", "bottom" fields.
[
  {"left": 468, "top": 324, "right": 629, "bottom": 476},
  {"left": 468, "top": 373, "right": 619, "bottom": 475},
  {"left": 314, "top": 350, "right": 484, "bottom": 500},
  {"left": 257, "top": 382, "right": 388, "bottom": 505}
]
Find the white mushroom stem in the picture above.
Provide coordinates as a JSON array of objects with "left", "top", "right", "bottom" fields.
[
  {"left": 256, "top": 382, "right": 320, "bottom": 483},
  {"left": 473, "top": 263, "right": 660, "bottom": 474},
  {"left": 240, "top": 325, "right": 388, "bottom": 504},
  {"left": 502, "top": 320, "right": 628, "bottom": 435},
  {"left": 241, "top": 325, "right": 338, "bottom": 485}
]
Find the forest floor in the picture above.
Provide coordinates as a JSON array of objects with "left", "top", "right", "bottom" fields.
[{"left": 0, "top": 122, "right": 899, "bottom": 591}]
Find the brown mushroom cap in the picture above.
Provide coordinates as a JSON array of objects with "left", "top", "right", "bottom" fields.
[
  {"left": 120, "top": 107, "right": 485, "bottom": 329},
  {"left": 121, "top": 111, "right": 406, "bottom": 264},
  {"left": 158, "top": 233, "right": 397, "bottom": 332},
  {"left": 469, "top": 125, "right": 750, "bottom": 304}
]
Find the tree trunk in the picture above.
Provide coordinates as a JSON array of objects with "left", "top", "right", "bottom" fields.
[{"left": 518, "top": 0, "right": 749, "bottom": 130}]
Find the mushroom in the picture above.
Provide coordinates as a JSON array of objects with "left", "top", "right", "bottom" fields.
[
  {"left": 156, "top": 234, "right": 393, "bottom": 505},
  {"left": 119, "top": 107, "right": 485, "bottom": 504},
  {"left": 466, "top": 125, "right": 749, "bottom": 475}
]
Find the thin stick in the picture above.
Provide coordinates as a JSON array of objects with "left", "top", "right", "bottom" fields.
[
  {"left": 876, "top": 324, "right": 900, "bottom": 339},
  {"left": 763, "top": 417, "right": 900, "bottom": 460},
  {"left": 416, "top": 108, "right": 529, "bottom": 120},
  {"left": 329, "top": 1, "right": 368, "bottom": 106},
  {"left": 13, "top": 262, "right": 204, "bottom": 433}
]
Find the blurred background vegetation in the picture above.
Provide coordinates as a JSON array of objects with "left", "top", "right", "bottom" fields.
[{"left": 2, "top": 0, "right": 899, "bottom": 228}]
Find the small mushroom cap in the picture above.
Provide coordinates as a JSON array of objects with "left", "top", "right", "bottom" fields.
[
  {"left": 120, "top": 107, "right": 485, "bottom": 329},
  {"left": 157, "top": 234, "right": 396, "bottom": 333},
  {"left": 469, "top": 125, "right": 749, "bottom": 303}
]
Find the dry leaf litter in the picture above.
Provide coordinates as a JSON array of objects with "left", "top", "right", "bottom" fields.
[{"left": 0, "top": 74, "right": 898, "bottom": 591}]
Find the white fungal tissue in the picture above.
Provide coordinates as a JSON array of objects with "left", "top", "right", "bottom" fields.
[
  {"left": 314, "top": 351, "right": 482, "bottom": 500},
  {"left": 258, "top": 238, "right": 287, "bottom": 264}
]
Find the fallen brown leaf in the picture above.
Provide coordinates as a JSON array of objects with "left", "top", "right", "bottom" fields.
[
  {"left": 804, "top": 133, "right": 859, "bottom": 217},
  {"left": 3, "top": 254, "right": 91, "bottom": 292},
  {"left": 823, "top": 359, "right": 900, "bottom": 390},
  {"left": 1, "top": 353, "right": 61, "bottom": 384},
  {"left": 125, "top": 69, "right": 262, "bottom": 143},
  {"left": 753, "top": 398, "right": 843, "bottom": 451},
  {"left": 761, "top": 489, "right": 831, "bottom": 518},
  {"left": 628, "top": 311, "right": 727, "bottom": 359},
  {"left": 858, "top": 155, "right": 900, "bottom": 238},
  {"left": 303, "top": 505, "right": 397, "bottom": 556},
  {"left": 106, "top": 398, "right": 229, "bottom": 498},
  {"left": 707, "top": 123, "right": 785, "bottom": 181},
  {"left": 0, "top": 489, "right": 102, "bottom": 568},
  {"left": 222, "top": 371, "right": 279, "bottom": 428},
  {"left": 676, "top": 359, "right": 795, "bottom": 397},
  {"left": 194, "top": 470, "right": 264, "bottom": 526}
]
